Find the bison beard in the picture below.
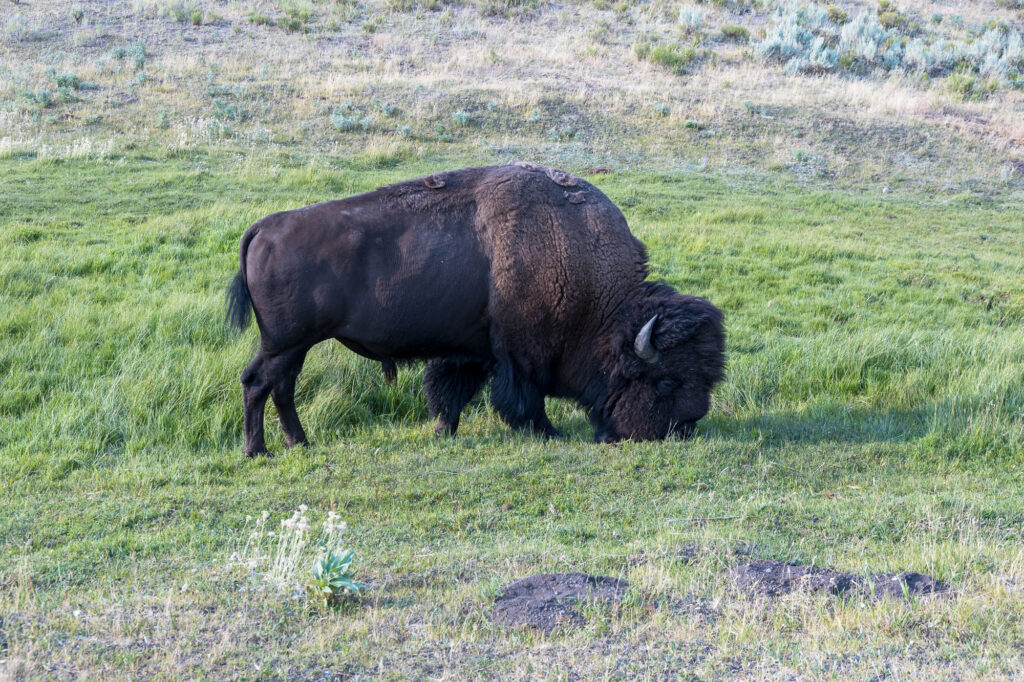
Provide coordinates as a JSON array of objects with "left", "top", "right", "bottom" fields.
[{"left": 225, "top": 163, "right": 725, "bottom": 455}]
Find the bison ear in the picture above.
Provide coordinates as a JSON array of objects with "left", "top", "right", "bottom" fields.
[{"left": 634, "top": 314, "right": 659, "bottom": 363}]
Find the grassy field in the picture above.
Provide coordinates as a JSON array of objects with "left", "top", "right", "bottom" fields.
[
  {"left": 2, "top": 151, "right": 1024, "bottom": 679},
  {"left": 3, "top": 0, "right": 1024, "bottom": 679}
]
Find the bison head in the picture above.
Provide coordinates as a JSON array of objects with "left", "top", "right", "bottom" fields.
[{"left": 596, "top": 285, "right": 725, "bottom": 443}]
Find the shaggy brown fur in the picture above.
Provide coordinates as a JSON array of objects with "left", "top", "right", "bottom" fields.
[{"left": 226, "top": 162, "right": 724, "bottom": 455}]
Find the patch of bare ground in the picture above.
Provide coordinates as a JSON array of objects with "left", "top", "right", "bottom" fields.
[
  {"left": 491, "top": 572, "right": 630, "bottom": 632},
  {"left": 729, "top": 560, "right": 948, "bottom": 600}
]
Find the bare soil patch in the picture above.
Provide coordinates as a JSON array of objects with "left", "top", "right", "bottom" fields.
[
  {"left": 492, "top": 573, "right": 629, "bottom": 633},
  {"left": 729, "top": 560, "right": 948, "bottom": 600}
]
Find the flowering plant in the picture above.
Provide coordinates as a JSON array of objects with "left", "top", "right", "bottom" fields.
[{"left": 231, "top": 507, "right": 366, "bottom": 606}]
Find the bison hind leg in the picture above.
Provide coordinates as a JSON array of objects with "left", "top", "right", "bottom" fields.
[
  {"left": 241, "top": 353, "right": 273, "bottom": 456},
  {"left": 424, "top": 358, "right": 489, "bottom": 437},
  {"left": 239, "top": 343, "right": 313, "bottom": 457},
  {"left": 267, "top": 344, "right": 312, "bottom": 449},
  {"left": 489, "top": 361, "right": 561, "bottom": 439}
]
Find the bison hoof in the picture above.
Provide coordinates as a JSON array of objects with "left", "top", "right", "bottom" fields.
[
  {"left": 244, "top": 449, "right": 274, "bottom": 458},
  {"left": 433, "top": 421, "right": 458, "bottom": 438},
  {"left": 285, "top": 438, "right": 309, "bottom": 448},
  {"left": 542, "top": 427, "right": 563, "bottom": 440}
]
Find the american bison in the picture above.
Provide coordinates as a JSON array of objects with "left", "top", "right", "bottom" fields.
[{"left": 226, "top": 162, "right": 724, "bottom": 455}]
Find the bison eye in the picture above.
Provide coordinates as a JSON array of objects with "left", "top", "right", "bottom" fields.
[{"left": 656, "top": 378, "right": 677, "bottom": 396}]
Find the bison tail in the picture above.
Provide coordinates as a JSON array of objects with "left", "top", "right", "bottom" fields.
[
  {"left": 225, "top": 269, "right": 252, "bottom": 332},
  {"left": 226, "top": 226, "right": 259, "bottom": 333}
]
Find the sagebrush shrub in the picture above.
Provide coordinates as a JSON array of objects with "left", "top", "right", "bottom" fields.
[
  {"left": 755, "top": 1, "right": 1024, "bottom": 91},
  {"left": 678, "top": 6, "right": 703, "bottom": 32}
]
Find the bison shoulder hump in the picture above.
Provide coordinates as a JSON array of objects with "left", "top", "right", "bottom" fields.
[{"left": 508, "top": 160, "right": 584, "bottom": 188}]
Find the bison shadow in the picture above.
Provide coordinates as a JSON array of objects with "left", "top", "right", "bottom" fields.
[
  {"left": 297, "top": 355, "right": 988, "bottom": 451},
  {"left": 700, "top": 399, "right": 985, "bottom": 447}
]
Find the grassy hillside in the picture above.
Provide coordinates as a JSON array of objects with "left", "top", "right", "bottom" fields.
[
  {"left": 2, "top": 0, "right": 1024, "bottom": 190},
  {"left": 3, "top": 0, "right": 1024, "bottom": 678},
  {"left": 2, "top": 152, "right": 1023, "bottom": 678}
]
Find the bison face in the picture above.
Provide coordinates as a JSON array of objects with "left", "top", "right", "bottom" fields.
[{"left": 599, "top": 294, "right": 725, "bottom": 443}]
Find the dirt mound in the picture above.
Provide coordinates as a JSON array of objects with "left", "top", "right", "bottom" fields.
[
  {"left": 492, "top": 573, "right": 629, "bottom": 633},
  {"left": 729, "top": 560, "right": 947, "bottom": 600}
]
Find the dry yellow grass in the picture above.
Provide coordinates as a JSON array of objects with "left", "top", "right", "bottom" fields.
[{"left": 1, "top": 0, "right": 1022, "bottom": 188}]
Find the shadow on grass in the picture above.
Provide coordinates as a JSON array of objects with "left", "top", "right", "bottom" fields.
[
  {"left": 702, "top": 406, "right": 930, "bottom": 445},
  {"left": 701, "top": 399, "right": 1017, "bottom": 460},
  {"left": 438, "top": 397, "right": 1008, "bottom": 455}
]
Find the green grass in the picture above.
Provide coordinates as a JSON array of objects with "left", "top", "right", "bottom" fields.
[
  {"left": 2, "top": 151, "right": 1024, "bottom": 678},
  {"left": 634, "top": 39, "right": 702, "bottom": 75}
]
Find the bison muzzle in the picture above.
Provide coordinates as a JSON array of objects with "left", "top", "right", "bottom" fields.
[{"left": 225, "top": 162, "right": 724, "bottom": 455}]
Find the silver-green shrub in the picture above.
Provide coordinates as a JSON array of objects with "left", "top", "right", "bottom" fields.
[
  {"left": 677, "top": 6, "right": 703, "bottom": 32},
  {"left": 755, "top": 1, "right": 1024, "bottom": 89}
]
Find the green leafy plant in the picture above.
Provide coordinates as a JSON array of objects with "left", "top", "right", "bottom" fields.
[
  {"left": 827, "top": 5, "right": 848, "bottom": 24},
  {"left": 306, "top": 550, "right": 367, "bottom": 608},
  {"left": 634, "top": 39, "right": 702, "bottom": 75},
  {"left": 248, "top": 11, "right": 273, "bottom": 26},
  {"left": 163, "top": 0, "right": 201, "bottom": 23},
  {"left": 478, "top": 0, "right": 540, "bottom": 19},
  {"left": 877, "top": 10, "right": 901, "bottom": 29},
  {"left": 21, "top": 89, "right": 54, "bottom": 109},
  {"left": 720, "top": 24, "right": 749, "bottom": 43}
]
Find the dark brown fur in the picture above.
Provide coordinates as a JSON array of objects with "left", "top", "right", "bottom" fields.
[{"left": 226, "top": 163, "right": 724, "bottom": 454}]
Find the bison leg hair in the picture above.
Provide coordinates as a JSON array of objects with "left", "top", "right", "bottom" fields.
[
  {"left": 489, "top": 361, "right": 562, "bottom": 439},
  {"left": 240, "top": 353, "right": 273, "bottom": 456},
  {"left": 424, "top": 358, "right": 489, "bottom": 436}
]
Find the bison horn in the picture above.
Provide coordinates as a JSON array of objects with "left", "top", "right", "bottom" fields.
[{"left": 634, "top": 314, "right": 659, "bottom": 363}]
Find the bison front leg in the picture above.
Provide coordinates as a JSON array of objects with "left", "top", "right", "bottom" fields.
[
  {"left": 489, "top": 361, "right": 562, "bottom": 439},
  {"left": 424, "top": 358, "right": 488, "bottom": 437}
]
